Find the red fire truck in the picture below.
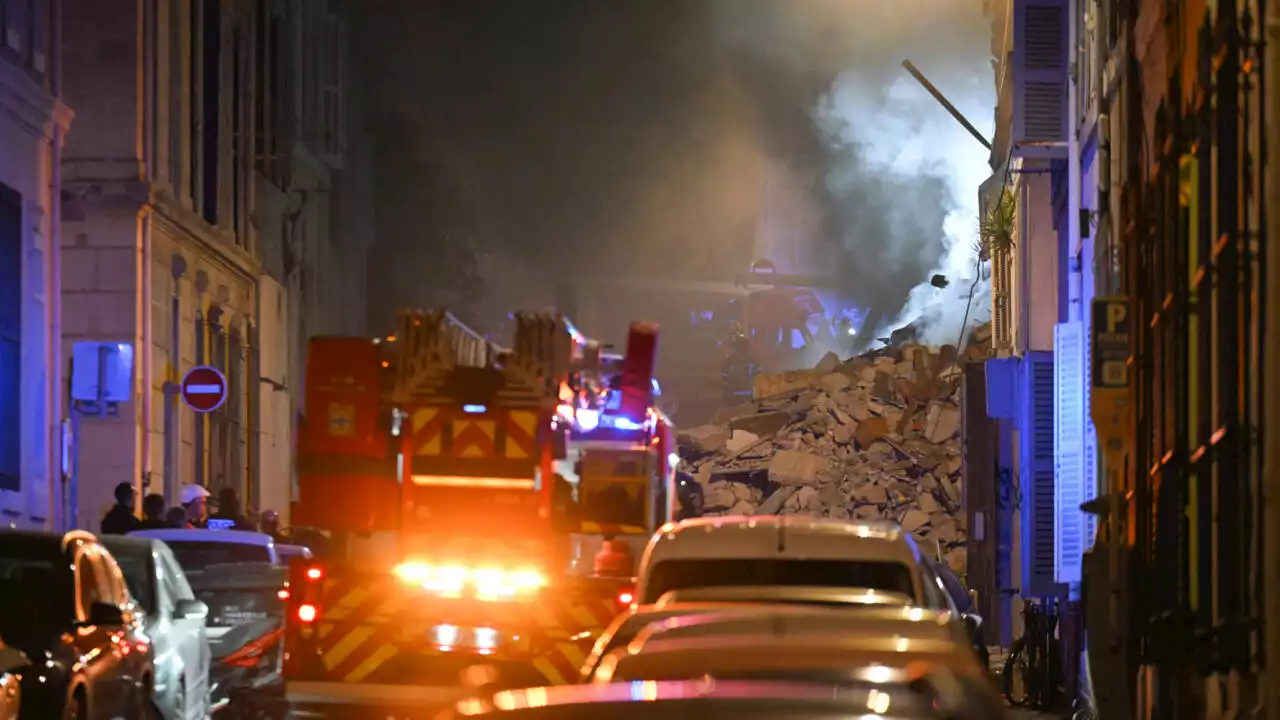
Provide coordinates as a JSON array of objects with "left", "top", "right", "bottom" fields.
[{"left": 282, "top": 310, "right": 670, "bottom": 713}]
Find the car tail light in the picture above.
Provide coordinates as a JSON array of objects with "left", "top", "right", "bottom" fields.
[
  {"left": 616, "top": 588, "right": 635, "bottom": 609},
  {"left": 278, "top": 583, "right": 291, "bottom": 601},
  {"left": 297, "top": 603, "right": 318, "bottom": 623},
  {"left": 305, "top": 566, "right": 323, "bottom": 581},
  {"left": 220, "top": 627, "right": 284, "bottom": 667}
]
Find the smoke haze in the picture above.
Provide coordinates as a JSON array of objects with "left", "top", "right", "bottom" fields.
[{"left": 712, "top": 0, "right": 995, "bottom": 344}]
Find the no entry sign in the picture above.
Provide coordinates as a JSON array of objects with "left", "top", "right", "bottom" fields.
[{"left": 181, "top": 365, "right": 228, "bottom": 413}]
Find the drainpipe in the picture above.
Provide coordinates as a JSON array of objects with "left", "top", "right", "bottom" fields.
[
  {"left": 194, "top": 271, "right": 209, "bottom": 487},
  {"left": 47, "top": 0, "right": 65, "bottom": 529},
  {"left": 163, "top": 256, "right": 186, "bottom": 500},
  {"left": 136, "top": 0, "right": 159, "bottom": 510},
  {"left": 1262, "top": 1, "right": 1280, "bottom": 713}
]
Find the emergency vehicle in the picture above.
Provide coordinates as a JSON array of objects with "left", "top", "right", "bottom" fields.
[
  {"left": 282, "top": 309, "right": 672, "bottom": 712},
  {"left": 554, "top": 321, "right": 679, "bottom": 579}
]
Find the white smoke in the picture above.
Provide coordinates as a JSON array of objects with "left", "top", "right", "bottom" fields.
[{"left": 712, "top": 0, "right": 996, "bottom": 348}]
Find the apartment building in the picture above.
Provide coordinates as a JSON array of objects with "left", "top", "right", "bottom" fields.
[
  {"left": 58, "top": 0, "right": 370, "bottom": 529},
  {"left": 0, "top": 0, "right": 72, "bottom": 529}
]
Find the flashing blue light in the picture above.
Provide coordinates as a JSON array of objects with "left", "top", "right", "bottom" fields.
[
  {"left": 651, "top": 378, "right": 661, "bottom": 396},
  {"left": 576, "top": 408, "right": 600, "bottom": 431},
  {"left": 611, "top": 416, "right": 644, "bottom": 431},
  {"left": 206, "top": 518, "right": 234, "bottom": 531},
  {"left": 462, "top": 404, "right": 487, "bottom": 414}
]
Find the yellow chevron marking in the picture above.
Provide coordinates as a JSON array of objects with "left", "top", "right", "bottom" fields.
[
  {"left": 344, "top": 643, "right": 399, "bottom": 683},
  {"left": 318, "top": 624, "right": 334, "bottom": 639},
  {"left": 566, "top": 601, "right": 598, "bottom": 629},
  {"left": 324, "top": 586, "right": 371, "bottom": 621},
  {"left": 531, "top": 603, "right": 561, "bottom": 632},
  {"left": 509, "top": 410, "right": 536, "bottom": 436},
  {"left": 455, "top": 419, "right": 496, "bottom": 458},
  {"left": 411, "top": 408, "right": 439, "bottom": 433},
  {"left": 323, "top": 625, "right": 376, "bottom": 671},
  {"left": 557, "top": 640, "right": 587, "bottom": 670},
  {"left": 532, "top": 655, "right": 568, "bottom": 686}
]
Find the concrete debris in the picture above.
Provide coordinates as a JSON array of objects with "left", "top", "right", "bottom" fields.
[{"left": 676, "top": 324, "right": 992, "bottom": 574}]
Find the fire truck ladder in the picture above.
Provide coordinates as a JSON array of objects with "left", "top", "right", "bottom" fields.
[{"left": 390, "top": 309, "right": 504, "bottom": 405}]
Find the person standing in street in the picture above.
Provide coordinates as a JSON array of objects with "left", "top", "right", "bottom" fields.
[
  {"left": 208, "top": 487, "right": 256, "bottom": 531},
  {"left": 165, "top": 506, "right": 192, "bottom": 528},
  {"left": 137, "top": 493, "right": 168, "bottom": 530},
  {"left": 180, "top": 483, "right": 211, "bottom": 527},
  {"left": 100, "top": 482, "right": 140, "bottom": 535}
]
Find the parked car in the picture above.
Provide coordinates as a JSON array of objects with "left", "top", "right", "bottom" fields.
[
  {"left": 100, "top": 535, "right": 213, "bottom": 720},
  {"left": 921, "top": 554, "right": 988, "bottom": 668},
  {"left": 0, "top": 530, "right": 154, "bottom": 719},
  {"left": 274, "top": 544, "right": 312, "bottom": 563},
  {"left": 132, "top": 528, "right": 287, "bottom": 715},
  {"left": 0, "top": 639, "right": 23, "bottom": 720}
]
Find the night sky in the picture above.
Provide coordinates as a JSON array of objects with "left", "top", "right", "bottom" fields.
[{"left": 355, "top": 0, "right": 995, "bottom": 342}]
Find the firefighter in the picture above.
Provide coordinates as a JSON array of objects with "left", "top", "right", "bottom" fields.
[{"left": 720, "top": 321, "right": 753, "bottom": 398}]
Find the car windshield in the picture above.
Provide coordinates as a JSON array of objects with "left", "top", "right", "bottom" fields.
[
  {"left": 165, "top": 541, "right": 272, "bottom": 572},
  {"left": 0, "top": 543, "right": 75, "bottom": 644},
  {"left": 109, "top": 551, "right": 155, "bottom": 613},
  {"left": 642, "top": 559, "right": 916, "bottom": 604}
]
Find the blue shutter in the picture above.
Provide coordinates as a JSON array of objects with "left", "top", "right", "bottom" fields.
[
  {"left": 1021, "top": 351, "right": 1063, "bottom": 596},
  {"left": 1053, "top": 322, "right": 1085, "bottom": 583},
  {"left": 1012, "top": 0, "right": 1069, "bottom": 159}
]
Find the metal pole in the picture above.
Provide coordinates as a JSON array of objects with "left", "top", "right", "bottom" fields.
[{"left": 901, "top": 59, "right": 993, "bottom": 150}]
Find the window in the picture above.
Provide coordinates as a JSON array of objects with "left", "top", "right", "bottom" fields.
[
  {"left": 110, "top": 549, "right": 156, "bottom": 613},
  {"left": 188, "top": 0, "right": 201, "bottom": 210},
  {"left": 200, "top": 0, "right": 221, "bottom": 225},
  {"left": 0, "top": 184, "right": 19, "bottom": 492},
  {"left": 320, "top": 14, "right": 344, "bottom": 157},
  {"left": 641, "top": 559, "right": 918, "bottom": 605},
  {"left": 165, "top": 541, "right": 272, "bottom": 572}
]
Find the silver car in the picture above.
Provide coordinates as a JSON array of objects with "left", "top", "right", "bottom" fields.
[{"left": 102, "top": 536, "right": 212, "bottom": 720}]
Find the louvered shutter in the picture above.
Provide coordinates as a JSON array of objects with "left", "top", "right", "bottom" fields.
[
  {"left": 1012, "top": 0, "right": 1069, "bottom": 159},
  {"left": 1021, "top": 351, "right": 1064, "bottom": 596},
  {"left": 1053, "top": 322, "right": 1085, "bottom": 583}
]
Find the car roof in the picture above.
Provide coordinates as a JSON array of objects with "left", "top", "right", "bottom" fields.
[
  {"left": 476, "top": 678, "right": 910, "bottom": 712},
  {"left": 98, "top": 535, "right": 161, "bottom": 555},
  {"left": 601, "top": 634, "right": 979, "bottom": 684},
  {"left": 130, "top": 529, "right": 275, "bottom": 546},
  {"left": 630, "top": 606, "right": 958, "bottom": 650},
  {"left": 644, "top": 516, "right": 918, "bottom": 562},
  {"left": 655, "top": 585, "right": 913, "bottom": 607}
]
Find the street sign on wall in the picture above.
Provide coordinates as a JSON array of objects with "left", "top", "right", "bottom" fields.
[{"left": 181, "top": 365, "right": 228, "bottom": 413}]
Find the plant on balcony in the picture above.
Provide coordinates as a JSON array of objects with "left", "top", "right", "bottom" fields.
[{"left": 976, "top": 186, "right": 1016, "bottom": 262}]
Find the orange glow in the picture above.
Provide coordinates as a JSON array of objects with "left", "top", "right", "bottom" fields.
[
  {"left": 410, "top": 475, "right": 535, "bottom": 490},
  {"left": 394, "top": 561, "right": 547, "bottom": 599}
]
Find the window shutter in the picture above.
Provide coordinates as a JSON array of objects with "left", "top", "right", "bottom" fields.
[
  {"left": 1021, "top": 351, "right": 1063, "bottom": 596},
  {"left": 1053, "top": 321, "right": 1085, "bottom": 583},
  {"left": 1012, "top": 0, "right": 1069, "bottom": 159}
]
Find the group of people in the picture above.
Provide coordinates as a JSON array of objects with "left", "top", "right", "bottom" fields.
[{"left": 99, "top": 481, "right": 286, "bottom": 541}]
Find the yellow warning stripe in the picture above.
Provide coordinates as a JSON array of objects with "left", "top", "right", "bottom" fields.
[
  {"left": 579, "top": 522, "right": 649, "bottom": 535},
  {"left": 323, "top": 625, "right": 376, "bottom": 671}
]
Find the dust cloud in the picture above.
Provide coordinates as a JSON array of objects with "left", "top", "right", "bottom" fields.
[{"left": 712, "top": 0, "right": 995, "bottom": 346}]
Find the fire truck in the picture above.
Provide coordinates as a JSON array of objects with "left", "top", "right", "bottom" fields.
[
  {"left": 553, "top": 321, "right": 679, "bottom": 578},
  {"left": 282, "top": 309, "right": 672, "bottom": 712}
]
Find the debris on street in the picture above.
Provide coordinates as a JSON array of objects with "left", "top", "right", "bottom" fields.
[{"left": 676, "top": 323, "right": 993, "bottom": 574}]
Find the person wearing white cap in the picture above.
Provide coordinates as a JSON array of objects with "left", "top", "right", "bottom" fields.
[{"left": 180, "top": 483, "right": 211, "bottom": 527}]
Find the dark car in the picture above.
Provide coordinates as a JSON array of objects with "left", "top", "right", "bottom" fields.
[
  {"left": 0, "top": 530, "right": 155, "bottom": 719},
  {"left": 921, "top": 556, "right": 988, "bottom": 668}
]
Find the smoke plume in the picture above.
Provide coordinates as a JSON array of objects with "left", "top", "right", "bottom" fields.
[{"left": 713, "top": 0, "right": 995, "bottom": 346}]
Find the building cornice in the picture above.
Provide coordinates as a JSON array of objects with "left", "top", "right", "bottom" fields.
[{"left": 0, "top": 59, "right": 72, "bottom": 141}]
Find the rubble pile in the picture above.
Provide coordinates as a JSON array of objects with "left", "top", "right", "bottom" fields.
[{"left": 676, "top": 324, "right": 993, "bottom": 573}]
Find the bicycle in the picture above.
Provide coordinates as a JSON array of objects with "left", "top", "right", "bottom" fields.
[{"left": 1001, "top": 591, "right": 1065, "bottom": 710}]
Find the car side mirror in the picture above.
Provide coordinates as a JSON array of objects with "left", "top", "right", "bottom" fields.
[
  {"left": 0, "top": 646, "right": 30, "bottom": 674},
  {"left": 87, "top": 601, "right": 126, "bottom": 627},
  {"left": 174, "top": 599, "right": 209, "bottom": 621},
  {"left": 962, "top": 612, "right": 983, "bottom": 633}
]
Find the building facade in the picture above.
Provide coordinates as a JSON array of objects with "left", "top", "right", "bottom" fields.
[
  {"left": 58, "top": 0, "right": 370, "bottom": 529},
  {"left": 0, "top": 0, "right": 72, "bottom": 529}
]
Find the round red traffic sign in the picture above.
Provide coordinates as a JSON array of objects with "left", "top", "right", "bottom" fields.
[{"left": 181, "top": 365, "right": 228, "bottom": 413}]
